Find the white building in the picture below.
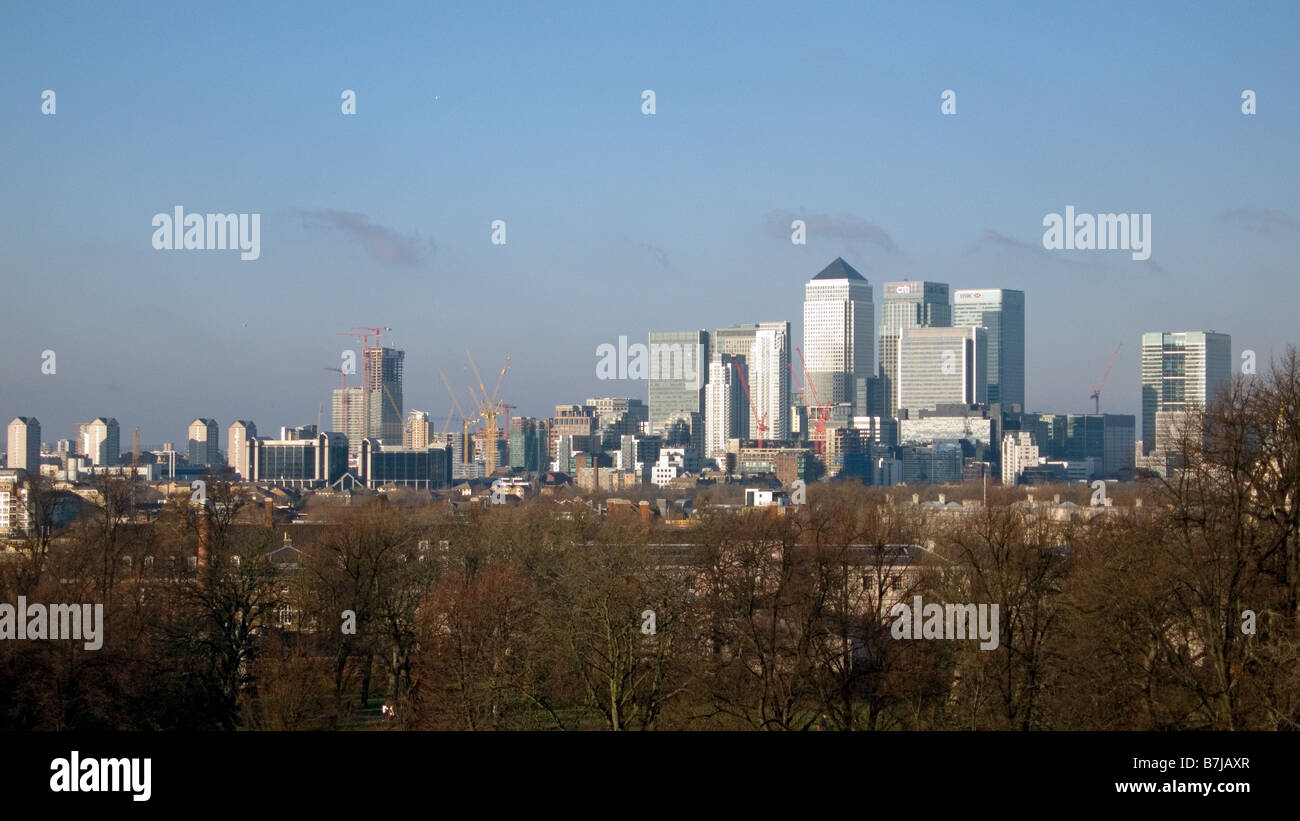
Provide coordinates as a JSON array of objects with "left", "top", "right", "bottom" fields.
[
  {"left": 78, "top": 418, "right": 120, "bottom": 466},
  {"left": 0, "top": 469, "right": 32, "bottom": 537},
  {"left": 7, "top": 417, "right": 40, "bottom": 472},
  {"left": 188, "top": 418, "right": 219, "bottom": 467},
  {"left": 704, "top": 354, "right": 744, "bottom": 458},
  {"left": 1001, "top": 431, "right": 1038, "bottom": 486},
  {"left": 333, "top": 386, "right": 366, "bottom": 458},
  {"left": 651, "top": 447, "right": 700, "bottom": 487},
  {"left": 802, "top": 258, "right": 874, "bottom": 409},
  {"left": 227, "top": 420, "right": 257, "bottom": 480},
  {"left": 1141, "top": 331, "right": 1231, "bottom": 454},
  {"left": 897, "top": 326, "right": 987, "bottom": 414},
  {"left": 749, "top": 323, "right": 791, "bottom": 441}
]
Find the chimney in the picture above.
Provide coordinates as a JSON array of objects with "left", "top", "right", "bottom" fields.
[
  {"left": 638, "top": 500, "right": 651, "bottom": 531},
  {"left": 1053, "top": 494, "right": 1060, "bottom": 504},
  {"left": 264, "top": 498, "right": 274, "bottom": 528},
  {"left": 196, "top": 508, "right": 210, "bottom": 571}
]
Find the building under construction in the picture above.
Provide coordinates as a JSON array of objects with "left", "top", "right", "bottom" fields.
[{"left": 365, "top": 345, "right": 405, "bottom": 445}]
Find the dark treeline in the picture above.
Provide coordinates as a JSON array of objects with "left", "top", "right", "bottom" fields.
[{"left": 3, "top": 351, "right": 1299, "bottom": 730}]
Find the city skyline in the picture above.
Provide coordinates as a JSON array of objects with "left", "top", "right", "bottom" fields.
[{"left": 3, "top": 1, "right": 1295, "bottom": 449}]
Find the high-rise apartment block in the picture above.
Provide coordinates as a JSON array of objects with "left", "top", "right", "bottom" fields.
[
  {"left": 704, "top": 354, "right": 745, "bottom": 458},
  {"left": 364, "top": 346, "right": 405, "bottom": 444},
  {"left": 227, "top": 420, "right": 257, "bottom": 479},
  {"left": 7, "top": 417, "right": 40, "bottom": 472},
  {"left": 333, "top": 386, "right": 366, "bottom": 457},
  {"left": 188, "top": 418, "right": 219, "bottom": 467},
  {"left": 713, "top": 322, "right": 791, "bottom": 442},
  {"left": 78, "top": 418, "right": 120, "bottom": 466},
  {"left": 404, "top": 410, "right": 430, "bottom": 449}
]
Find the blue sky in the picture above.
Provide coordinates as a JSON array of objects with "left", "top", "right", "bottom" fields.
[{"left": 2, "top": 0, "right": 1297, "bottom": 450}]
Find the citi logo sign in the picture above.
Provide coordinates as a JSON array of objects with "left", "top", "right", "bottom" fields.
[{"left": 1042, "top": 205, "right": 1151, "bottom": 261}]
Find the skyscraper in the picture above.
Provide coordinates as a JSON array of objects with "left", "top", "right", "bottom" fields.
[
  {"left": 6, "top": 417, "right": 40, "bottom": 472},
  {"left": 227, "top": 420, "right": 257, "bottom": 480},
  {"left": 333, "top": 386, "right": 366, "bottom": 458},
  {"left": 802, "top": 258, "right": 874, "bottom": 412},
  {"left": 880, "top": 281, "right": 951, "bottom": 416},
  {"left": 647, "top": 330, "right": 709, "bottom": 433},
  {"left": 365, "top": 346, "right": 405, "bottom": 444},
  {"left": 896, "top": 326, "right": 987, "bottom": 414},
  {"left": 188, "top": 418, "right": 219, "bottom": 467},
  {"left": 509, "top": 417, "right": 548, "bottom": 472},
  {"left": 952, "top": 289, "right": 1025, "bottom": 409},
  {"left": 704, "top": 353, "right": 745, "bottom": 458},
  {"left": 713, "top": 322, "right": 791, "bottom": 442},
  {"left": 1140, "top": 331, "right": 1231, "bottom": 453},
  {"left": 78, "top": 418, "right": 119, "bottom": 466}
]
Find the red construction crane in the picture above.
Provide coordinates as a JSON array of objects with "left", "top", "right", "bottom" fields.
[
  {"left": 353, "top": 326, "right": 391, "bottom": 350},
  {"left": 1090, "top": 343, "right": 1123, "bottom": 414},
  {"left": 730, "top": 359, "right": 768, "bottom": 448}
]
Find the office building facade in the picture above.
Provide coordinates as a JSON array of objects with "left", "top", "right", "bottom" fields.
[
  {"left": 880, "top": 281, "right": 951, "bottom": 417},
  {"left": 896, "top": 326, "right": 987, "bottom": 414},
  {"left": 248, "top": 432, "right": 349, "bottom": 488},
  {"left": 952, "top": 289, "right": 1025, "bottom": 409},
  {"left": 647, "top": 330, "right": 709, "bottom": 432},
  {"left": 802, "top": 258, "right": 874, "bottom": 411},
  {"left": 1140, "top": 331, "right": 1231, "bottom": 453}
]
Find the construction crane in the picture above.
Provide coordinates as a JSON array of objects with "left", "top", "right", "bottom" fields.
[
  {"left": 440, "top": 369, "right": 475, "bottom": 465},
  {"left": 730, "top": 359, "right": 768, "bottom": 448},
  {"left": 464, "top": 349, "right": 511, "bottom": 476},
  {"left": 1090, "top": 343, "right": 1123, "bottom": 414},
  {"left": 337, "top": 330, "right": 371, "bottom": 428},
  {"left": 796, "top": 347, "right": 831, "bottom": 453}
]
